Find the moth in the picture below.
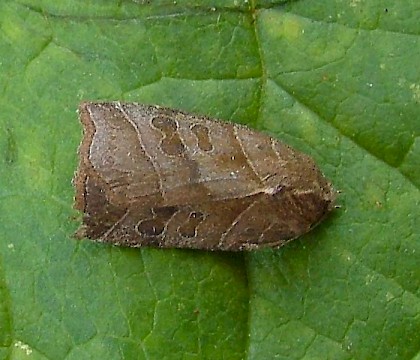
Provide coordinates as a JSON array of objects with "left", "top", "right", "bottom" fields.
[{"left": 73, "top": 102, "right": 336, "bottom": 251}]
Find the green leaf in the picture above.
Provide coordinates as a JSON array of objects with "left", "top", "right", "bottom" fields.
[{"left": 0, "top": 1, "right": 418, "bottom": 359}]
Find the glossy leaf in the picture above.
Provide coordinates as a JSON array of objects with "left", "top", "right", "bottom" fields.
[{"left": 0, "top": 1, "right": 418, "bottom": 359}]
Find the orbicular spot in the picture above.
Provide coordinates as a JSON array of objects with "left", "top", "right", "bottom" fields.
[
  {"left": 151, "top": 116, "right": 178, "bottom": 131},
  {"left": 136, "top": 207, "right": 178, "bottom": 238},
  {"left": 191, "top": 124, "right": 213, "bottom": 152},
  {"left": 137, "top": 219, "right": 164, "bottom": 237},
  {"left": 178, "top": 211, "right": 205, "bottom": 238},
  {"left": 151, "top": 116, "right": 185, "bottom": 156}
]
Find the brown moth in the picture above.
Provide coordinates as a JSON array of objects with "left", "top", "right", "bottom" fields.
[{"left": 73, "top": 102, "right": 336, "bottom": 251}]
